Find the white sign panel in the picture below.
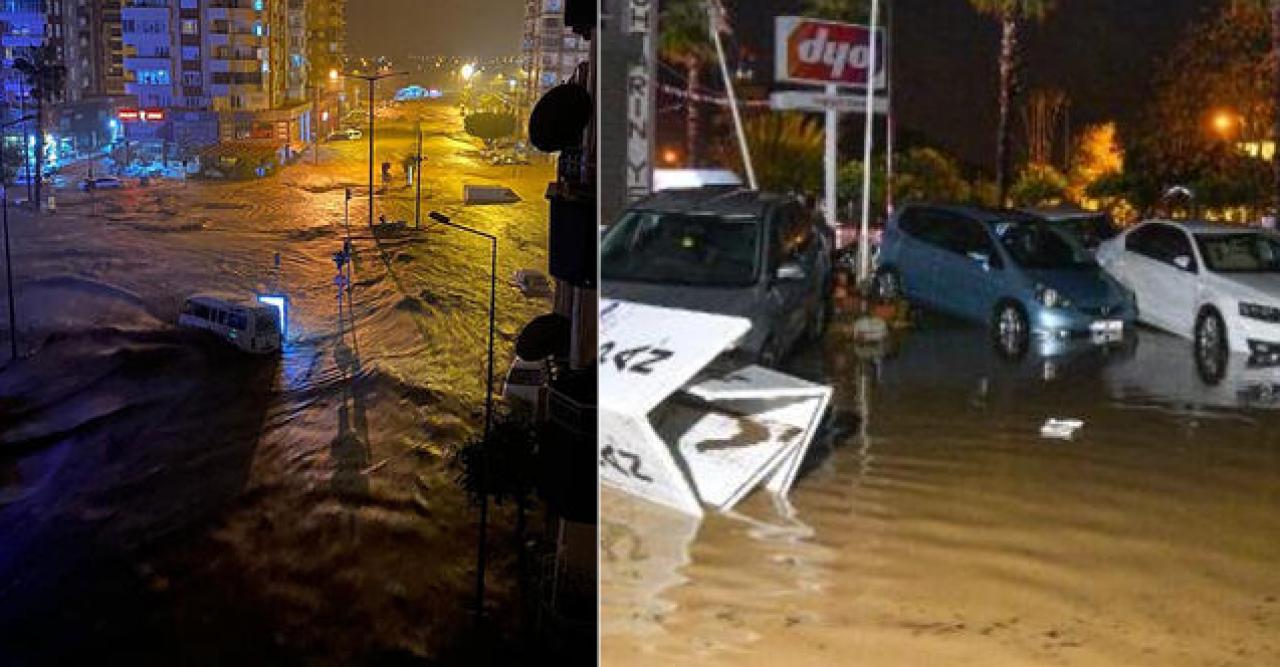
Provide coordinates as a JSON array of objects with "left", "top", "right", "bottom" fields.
[
  {"left": 770, "top": 90, "right": 887, "bottom": 114},
  {"left": 626, "top": 65, "right": 653, "bottom": 203},
  {"left": 599, "top": 301, "right": 833, "bottom": 518},
  {"left": 599, "top": 299, "right": 750, "bottom": 415}
]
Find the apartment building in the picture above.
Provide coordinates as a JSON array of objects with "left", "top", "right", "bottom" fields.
[
  {"left": 61, "top": 0, "right": 126, "bottom": 101},
  {"left": 119, "top": 0, "right": 316, "bottom": 157},
  {"left": 521, "top": 0, "right": 590, "bottom": 107},
  {"left": 305, "top": 0, "right": 341, "bottom": 85},
  {"left": 0, "top": 0, "right": 48, "bottom": 118}
]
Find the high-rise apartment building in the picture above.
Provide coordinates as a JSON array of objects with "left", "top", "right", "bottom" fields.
[
  {"left": 0, "top": 0, "right": 49, "bottom": 117},
  {"left": 60, "top": 0, "right": 126, "bottom": 101},
  {"left": 120, "top": 0, "right": 314, "bottom": 152},
  {"left": 521, "top": 0, "right": 590, "bottom": 106},
  {"left": 305, "top": 0, "right": 342, "bottom": 86}
]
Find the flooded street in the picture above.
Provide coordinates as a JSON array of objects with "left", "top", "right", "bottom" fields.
[
  {"left": 602, "top": 312, "right": 1280, "bottom": 666},
  {"left": 1, "top": 100, "right": 555, "bottom": 664}
]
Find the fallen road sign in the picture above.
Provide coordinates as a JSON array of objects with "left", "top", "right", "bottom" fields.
[{"left": 600, "top": 299, "right": 833, "bottom": 518}]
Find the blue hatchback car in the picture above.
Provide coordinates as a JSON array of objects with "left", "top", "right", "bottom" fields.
[{"left": 873, "top": 205, "right": 1136, "bottom": 356}]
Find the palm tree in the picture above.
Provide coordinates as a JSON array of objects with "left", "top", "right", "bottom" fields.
[
  {"left": 724, "top": 112, "right": 825, "bottom": 194},
  {"left": 13, "top": 45, "right": 66, "bottom": 213},
  {"left": 660, "top": 0, "right": 717, "bottom": 166},
  {"left": 967, "top": 0, "right": 1053, "bottom": 205},
  {"left": 804, "top": 0, "right": 869, "bottom": 22}
]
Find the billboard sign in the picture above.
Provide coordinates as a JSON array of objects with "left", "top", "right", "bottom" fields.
[{"left": 774, "top": 16, "right": 886, "bottom": 89}]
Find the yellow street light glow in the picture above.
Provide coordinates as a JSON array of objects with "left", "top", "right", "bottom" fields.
[
  {"left": 461, "top": 63, "right": 476, "bottom": 81},
  {"left": 1212, "top": 110, "right": 1237, "bottom": 137},
  {"left": 329, "top": 68, "right": 339, "bottom": 81}
]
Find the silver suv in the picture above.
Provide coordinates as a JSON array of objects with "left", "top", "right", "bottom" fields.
[{"left": 601, "top": 187, "right": 832, "bottom": 365}]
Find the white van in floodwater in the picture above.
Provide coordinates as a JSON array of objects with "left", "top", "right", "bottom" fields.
[{"left": 179, "top": 294, "right": 283, "bottom": 354}]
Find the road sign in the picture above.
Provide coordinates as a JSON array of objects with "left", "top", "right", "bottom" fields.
[
  {"left": 770, "top": 90, "right": 887, "bottom": 114},
  {"left": 775, "top": 16, "right": 885, "bottom": 89},
  {"left": 599, "top": 299, "right": 832, "bottom": 518}
]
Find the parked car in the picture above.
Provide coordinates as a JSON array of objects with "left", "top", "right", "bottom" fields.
[
  {"left": 343, "top": 127, "right": 362, "bottom": 140},
  {"left": 601, "top": 187, "right": 832, "bottom": 366},
  {"left": 514, "top": 269, "right": 552, "bottom": 297},
  {"left": 1022, "top": 206, "right": 1121, "bottom": 253},
  {"left": 1097, "top": 220, "right": 1280, "bottom": 371},
  {"left": 11, "top": 173, "right": 49, "bottom": 187},
  {"left": 178, "top": 294, "right": 283, "bottom": 354},
  {"left": 79, "top": 176, "right": 123, "bottom": 191},
  {"left": 874, "top": 204, "right": 1136, "bottom": 357}
]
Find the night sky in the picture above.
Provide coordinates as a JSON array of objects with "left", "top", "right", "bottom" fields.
[
  {"left": 730, "top": 0, "right": 1211, "bottom": 171},
  {"left": 346, "top": 0, "right": 525, "bottom": 61}
]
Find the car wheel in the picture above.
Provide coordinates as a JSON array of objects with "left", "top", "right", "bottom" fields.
[
  {"left": 872, "top": 268, "right": 901, "bottom": 302},
  {"left": 1194, "top": 307, "right": 1228, "bottom": 384},
  {"left": 992, "top": 301, "right": 1030, "bottom": 359}
]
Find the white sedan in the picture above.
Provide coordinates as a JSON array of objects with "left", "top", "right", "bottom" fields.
[{"left": 1097, "top": 220, "right": 1280, "bottom": 368}]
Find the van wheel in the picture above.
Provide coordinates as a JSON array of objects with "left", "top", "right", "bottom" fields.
[
  {"left": 993, "top": 301, "right": 1029, "bottom": 359},
  {"left": 1194, "top": 307, "right": 1228, "bottom": 383},
  {"left": 872, "top": 268, "right": 900, "bottom": 302}
]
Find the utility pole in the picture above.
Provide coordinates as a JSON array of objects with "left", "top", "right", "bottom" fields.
[
  {"left": 707, "top": 0, "right": 756, "bottom": 189},
  {"left": 344, "top": 71, "right": 407, "bottom": 231},
  {"left": 313, "top": 83, "right": 322, "bottom": 166},
  {"left": 427, "top": 210, "right": 497, "bottom": 623},
  {"left": 2, "top": 115, "right": 36, "bottom": 362},
  {"left": 415, "top": 121, "right": 424, "bottom": 228},
  {"left": 857, "top": 0, "right": 883, "bottom": 286}
]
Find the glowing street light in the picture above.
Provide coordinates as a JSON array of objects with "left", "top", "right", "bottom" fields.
[
  {"left": 329, "top": 68, "right": 339, "bottom": 82},
  {"left": 460, "top": 63, "right": 476, "bottom": 81},
  {"left": 1211, "top": 110, "right": 1239, "bottom": 139}
]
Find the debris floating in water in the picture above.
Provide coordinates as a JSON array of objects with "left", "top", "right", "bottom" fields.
[{"left": 1040, "top": 418, "right": 1084, "bottom": 440}]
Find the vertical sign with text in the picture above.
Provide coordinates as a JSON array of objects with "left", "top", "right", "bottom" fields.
[{"left": 625, "top": 0, "right": 655, "bottom": 203}]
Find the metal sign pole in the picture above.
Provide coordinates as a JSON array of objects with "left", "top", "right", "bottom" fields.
[
  {"left": 857, "top": 0, "right": 882, "bottom": 286},
  {"left": 825, "top": 83, "right": 838, "bottom": 228},
  {"left": 708, "top": 0, "right": 756, "bottom": 189}
]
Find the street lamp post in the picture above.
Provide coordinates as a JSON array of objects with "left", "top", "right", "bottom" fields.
[
  {"left": 2, "top": 114, "right": 36, "bottom": 363},
  {"left": 414, "top": 121, "right": 424, "bottom": 228},
  {"left": 427, "top": 210, "right": 497, "bottom": 623},
  {"left": 344, "top": 71, "right": 406, "bottom": 231}
]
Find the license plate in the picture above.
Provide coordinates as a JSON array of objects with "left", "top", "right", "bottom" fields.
[{"left": 1090, "top": 319, "right": 1124, "bottom": 341}]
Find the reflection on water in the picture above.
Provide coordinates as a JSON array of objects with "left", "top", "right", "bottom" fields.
[{"left": 601, "top": 319, "right": 1280, "bottom": 666}]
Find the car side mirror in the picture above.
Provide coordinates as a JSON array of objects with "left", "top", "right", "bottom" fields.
[
  {"left": 1173, "top": 255, "right": 1193, "bottom": 271},
  {"left": 967, "top": 251, "right": 992, "bottom": 271},
  {"left": 775, "top": 261, "right": 807, "bottom": 282}
]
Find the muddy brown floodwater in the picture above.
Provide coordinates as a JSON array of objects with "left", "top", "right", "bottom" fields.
[{"left": 601, "top": 313, "right": 1280, "bottom": 666}]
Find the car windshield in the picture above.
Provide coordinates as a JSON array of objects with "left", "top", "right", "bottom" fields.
[
  {"left": 601, "top": 209, "right": 760, "bottom": 286},
  {"left": 1195, "top": 233, "right": 1280, "bottom": 272},
  {"left": 991, "top": 219, "right": 1096, "bottom": 269}
]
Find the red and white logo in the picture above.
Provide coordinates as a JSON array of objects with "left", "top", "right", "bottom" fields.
[{"left": 775, "top": 16, "right": 885, "bottom": 88}]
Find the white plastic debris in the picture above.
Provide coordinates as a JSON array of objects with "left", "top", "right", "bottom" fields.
[{"left": 1040, "top": 418, "right": 1084, "bottom": 440}]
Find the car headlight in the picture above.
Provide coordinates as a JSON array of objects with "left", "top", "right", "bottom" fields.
[
  {"left": 1036, "top": 285, "right": 1070, "bottom": 308},
  {"left": 1239, "top": 302, "right": 1280, "bottom": 323}
]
